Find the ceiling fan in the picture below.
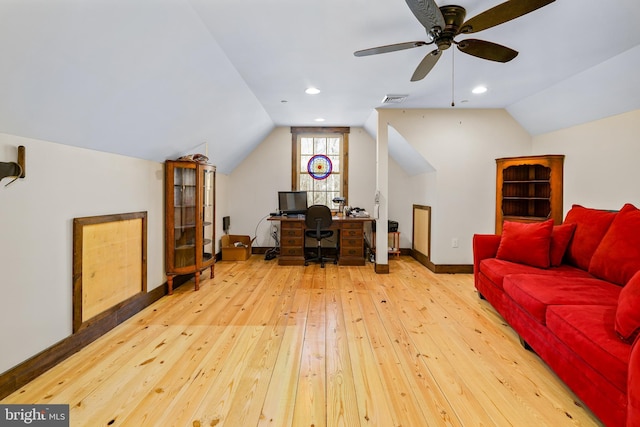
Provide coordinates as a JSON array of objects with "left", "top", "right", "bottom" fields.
[{"left": 354, "top": 0, "right": 555, "bottom": 81}]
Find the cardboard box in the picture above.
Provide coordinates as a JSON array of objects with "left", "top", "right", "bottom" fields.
[{"left": 221, "top": 235, "right": 252, "bottom": 261}]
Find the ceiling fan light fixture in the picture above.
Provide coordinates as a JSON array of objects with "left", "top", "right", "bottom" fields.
[
  {"left": 472, "top": 85, "right": 488, "bottom": 94},
  {"left": 305, "top": 87, "right": 321, "bottom": 95}
]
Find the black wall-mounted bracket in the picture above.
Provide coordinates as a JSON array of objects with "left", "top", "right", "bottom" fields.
[{"left": 0, "top": 145, "right": 26, "bottom": 187}]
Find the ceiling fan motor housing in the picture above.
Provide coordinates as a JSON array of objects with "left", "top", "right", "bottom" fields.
[
  {"left": 440, "top": 5, "right": 466, "bottom": 32},
  {"left": 434, "top": 5, "right": 466, "bottom": 50}
]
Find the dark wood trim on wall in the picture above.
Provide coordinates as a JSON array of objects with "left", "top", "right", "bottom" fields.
[
  {"left": 375, "top": 263, "right": 390, "bottom": 274},
  {"left": 73, "top": 211, "right": 148, "bottom": 333},
  {"left": 290, "top": 126, "right": 350, "bottom": 134},
  {"left": 0, "top": 276, "right": 191, "bottom": 400},
  {"left": 410, "top": 249, "right": 473, "bottom": 274},
  {"left": 412, "top": 204, "right": 431, "bottom": 261},
  {"left": 250, "top": 246, "right": 471, "bottom": 273},
  {"left": 431, "top": 264, "right": 474, "bottom": 274}
]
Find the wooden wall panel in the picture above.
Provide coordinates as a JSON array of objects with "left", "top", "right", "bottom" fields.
[
  {"left": 81, "top": 218, "right": 143, "bottom": 322},
  {"left": 73, "top": 212, "right": 147, "bottom": 332},
  {"left": 412, "top": 205, "right": 431, "bottom": 261}
]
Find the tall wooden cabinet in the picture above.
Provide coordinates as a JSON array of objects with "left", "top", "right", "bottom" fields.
[
  {"left": 165, "top": 160, "right": 215, "bottom": 294},
  {"left": 495, "top": 155, "right": 564, "bottom": 234}
]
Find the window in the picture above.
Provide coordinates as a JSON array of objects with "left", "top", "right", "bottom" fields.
[{"left": 291, "top": 127, "right": 349, "bottom": 210}]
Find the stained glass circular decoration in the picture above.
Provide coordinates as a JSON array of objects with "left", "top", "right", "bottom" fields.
[{"left": 307, "top": 154, "right": 332, "bottom": 180}]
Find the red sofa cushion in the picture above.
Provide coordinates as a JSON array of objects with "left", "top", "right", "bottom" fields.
[
  {"left": 550, "top": 223, "right": 576, "bottom": 267},
  {"left": 503, "top": 275, "right": 621, "bottom": 324},
  {"left": 589, "top": 203, "right": 640, "bottom": 286},
  {"left": 563, "top": 205, "right": 616, "bottom": 271},
  {"left": 479, "top": 258, "right": 590, "bottom": 289},
  {"left": 616, "top": 271, "right": 640, "bottom": 343},
  {"left": 546, "top": 305, "right": 630, "bottom": 394},
  {"left": 496, "top": 219, "right": 554, "bottom": 268}
]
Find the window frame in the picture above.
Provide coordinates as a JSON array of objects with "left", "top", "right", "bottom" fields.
[{"left": 291, "top": 127, "right": 350, "bottom": 210}]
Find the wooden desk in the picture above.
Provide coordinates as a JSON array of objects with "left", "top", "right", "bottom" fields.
[{"left": 268, "top": 215, "right": 373, "bottom": 266}]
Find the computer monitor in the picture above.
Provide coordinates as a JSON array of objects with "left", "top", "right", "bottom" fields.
[{"left": 278, "top": 191, "right": 308, "bottom": 215}]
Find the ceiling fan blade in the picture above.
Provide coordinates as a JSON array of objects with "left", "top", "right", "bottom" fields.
[
  {"left": 405, "top": 0, "right": 445, "bottom": 33},
  {"left": 354, "top": 41, "right": 428, "bottom": 57},
  {"left": 460, "top": 0, "right": 555, "bottom": 34},
  {"left": 411, "top": 49, "right": 441, "bottom": 81},
  {"left": 457, "top": 39, "right": 518, "bottom": 62}
]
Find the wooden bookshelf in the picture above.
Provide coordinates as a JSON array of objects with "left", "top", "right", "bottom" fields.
[{"left": 495, "top": 155, "right": 564, "bottom": 234}]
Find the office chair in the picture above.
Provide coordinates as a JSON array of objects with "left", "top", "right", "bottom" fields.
[{"left": 304, "top": 204, "right": 337, "bottom": 267}]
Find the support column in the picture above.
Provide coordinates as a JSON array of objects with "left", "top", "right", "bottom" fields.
[{"left": 375, "top": 113, "right": 389, "bottom": 273}]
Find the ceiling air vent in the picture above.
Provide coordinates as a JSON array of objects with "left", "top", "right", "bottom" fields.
[{"left": 381, "top": 94, "right": 408, "bottom": 104}]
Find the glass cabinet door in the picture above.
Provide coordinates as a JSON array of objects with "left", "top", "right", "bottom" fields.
[
  {"left": 166, "top": 160, "right": 215, "bottom": 294},
  {"left": 202, "top": 166, "right": 215, "bottom": 265},
  {"left": 173, "top": 165, "right": 197, "bottom": 268}
]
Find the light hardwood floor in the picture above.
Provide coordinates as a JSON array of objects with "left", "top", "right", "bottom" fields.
[{"left": 2, "top": 256, "right": 603, "bottom": 426}]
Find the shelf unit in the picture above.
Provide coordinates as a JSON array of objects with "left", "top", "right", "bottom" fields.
[
  {"left": 371, "top": 231, "right": 401, "bottom": 257},
  {"left": 165, "top": 160, "right": 215, "bottom": 294},
  {"left": 495, "top": 155, "right": 564, "bottom": 234}
]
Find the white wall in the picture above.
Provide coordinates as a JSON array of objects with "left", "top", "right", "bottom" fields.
[
  {"left": 215, "top": 171, "right": 230, "bottom": 249},
  {"left": 347, "top": 127, "right": 377, "bottom": 213},
  {"left": 226, "top": 114, "right": 533, "bottom": 266},
  {"left": 381, "top": 109, "right": 532, "bottom": 265},
  {"left": 227, "top": 126, "right": 377, "bottom": 248},
  {"left": 532, "top": 109, "right": 640, "bottom": 211},
  {"left": 388, "top": 156, "right": 414, "bottom": 249},
  {"left": 6, "top": 108, "right": 637, "bottom": 376},
  {"left": 227, "top": 127, "right": 291, "bottom": 247},
  {"left": 0, "top": 133, "right": 165, "bottom": 374}
]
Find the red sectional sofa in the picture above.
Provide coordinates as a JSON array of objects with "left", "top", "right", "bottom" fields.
[{"left": 473, "top": 204, "right": 640, "bottom": 426}]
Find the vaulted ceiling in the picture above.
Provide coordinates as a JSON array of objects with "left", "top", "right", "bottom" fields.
[{"left": 1, "top": 0, "right": 639, "bottom": 174}]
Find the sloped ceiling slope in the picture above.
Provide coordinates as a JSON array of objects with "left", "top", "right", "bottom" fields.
[
  {"left": 0, "top": 0, "right": 273, "bottom": 174},
  {"left": 508, "top": 44, "right": 640, "bottom": 135},
  {"left": 363, "top": 112, "right": 435, "bottom": 176},
  {"left": 1, "top": 0, "right": 640, "bottom": 175}
]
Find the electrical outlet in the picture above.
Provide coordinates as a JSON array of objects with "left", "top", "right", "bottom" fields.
[{"left": 452, "top": 238, "right": 459, "bottom": 248}]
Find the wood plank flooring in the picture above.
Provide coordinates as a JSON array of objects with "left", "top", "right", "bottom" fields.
[{"left": 2, "top": 256, "right": 603, "bottom": 426}]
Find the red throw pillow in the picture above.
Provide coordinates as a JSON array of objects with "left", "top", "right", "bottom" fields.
[
  {"left": 589, "top": 203, "right": 640, "bottom": 286},
  {"left": 549, "top": 223, "right": 577, "bottom": 267},
  {"left": 496, "top": 219, "right": 554, "bottom": 268},
  {"left": 616, "top": 271, "right": 640, "bottom": 343},
  {"left": 563, "top": 205, "right": 617, "bottom": 270}
]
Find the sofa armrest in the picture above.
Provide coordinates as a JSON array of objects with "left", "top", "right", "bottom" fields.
[
  {"left": 628, "top": 336, "right": 640, "bottom": 425},
  {"left": 472, "top": 234, "right": 501, "bottom": 286}
]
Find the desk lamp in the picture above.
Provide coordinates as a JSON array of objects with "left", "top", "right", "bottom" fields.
[{"left": 332, "top": 197, "right": 346, "bottom": 215}]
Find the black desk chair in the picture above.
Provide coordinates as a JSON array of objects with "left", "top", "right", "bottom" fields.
[{"left": 304, "top": 204, "right": 337, "bottom": 267}]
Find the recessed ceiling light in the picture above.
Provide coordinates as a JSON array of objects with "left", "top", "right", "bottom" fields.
[
  {"left": 305, "top": 87, "right": 321, "bottom": 95},
  {"left": 472, "top": 85, "right": 488, "bottom": 94},
  {"left": 314, "top": 117, "right": 325, "bottom": 122}
]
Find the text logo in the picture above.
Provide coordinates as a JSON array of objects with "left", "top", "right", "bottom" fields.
[{"left": 0, "top": 405, "right": 69, "bottom": 426}]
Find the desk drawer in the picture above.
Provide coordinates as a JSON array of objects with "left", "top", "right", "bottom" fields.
[
  {"left": 282, "top": 228, "right": 303, "bottom": 238},
  {"left": 341, "top": 228, "right": 362, "bottom": 238},
  {"left": 342, "top": 246, "right": 364, "bottom": 257},
  {"left": 282, "top": 236, "right": 303, "bottom": 246},
  {"left": 341, "top": 222, "right": 363, "bottom": 230},
  {"left": 281, "top": 247, "right": 304, "bottom": 256},
  {"left": 341, "top": 237, "right": 363, "bottom": 247}
]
